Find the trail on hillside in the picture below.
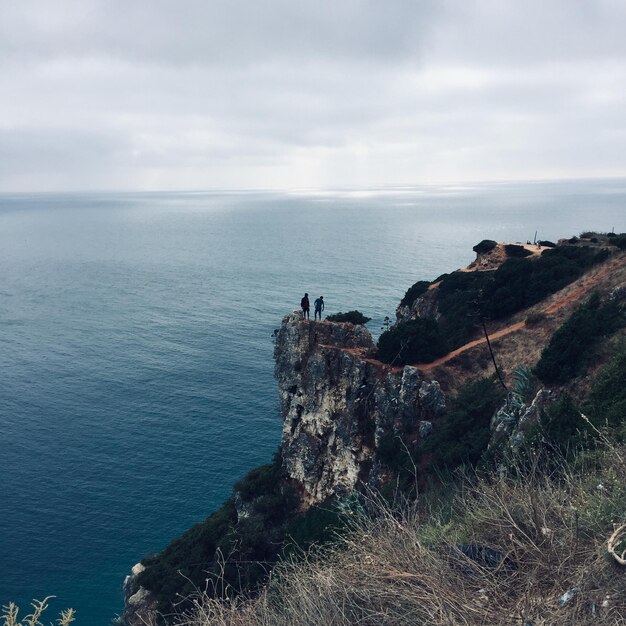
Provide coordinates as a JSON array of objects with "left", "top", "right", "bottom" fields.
[
  {"left": 416, "top": 255, "right": 624, "bottom": 371},
  {"left": 320, "top": 254, "right": 624, "bottom": 373}
]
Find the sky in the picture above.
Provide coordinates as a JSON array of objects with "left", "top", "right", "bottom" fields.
[{"left": 1, "top": 0, "right": 626, "bottom": 192}]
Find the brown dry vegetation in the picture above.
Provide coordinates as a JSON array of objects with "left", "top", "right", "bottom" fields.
[
  {"left": 173, "top": 443, "right": 626, "bottom": 626},
  {"left": 335, "top": 250, "right": 626, "bottom": 394},
  {"left": 425, "top": 250, "right": 626, "bottom": 394}
]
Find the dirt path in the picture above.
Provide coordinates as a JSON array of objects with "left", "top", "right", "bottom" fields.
[
  {"left": 416, "top": 254, "right": 624, "bottom": 371},
  {"left": 320, "top": 253, "right": 624, "bottom": 374},
  {"left": 415, "top": 322, "right": 526, "bottom": 371}
]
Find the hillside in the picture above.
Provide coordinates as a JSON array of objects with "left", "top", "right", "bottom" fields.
[{"left": 122, "top": 232, "right": 626, "bottom": 626}]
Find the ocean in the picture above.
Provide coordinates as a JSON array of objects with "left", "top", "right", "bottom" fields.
[{"left": 1, "top": 180, "right": 625, "bottom": 624}]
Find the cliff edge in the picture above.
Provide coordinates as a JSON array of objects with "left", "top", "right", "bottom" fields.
[{"left": 123, "top": 231, "right": 626, "bottom": 625}]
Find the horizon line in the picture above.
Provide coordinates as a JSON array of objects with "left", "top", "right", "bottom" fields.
[{"left": 1, "top": 174, "right": 626, "bottom": 197}]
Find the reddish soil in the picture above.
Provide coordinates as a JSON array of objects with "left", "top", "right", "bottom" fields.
[{"left": 318, "top": 251, "right": 625, "bottom": 376}]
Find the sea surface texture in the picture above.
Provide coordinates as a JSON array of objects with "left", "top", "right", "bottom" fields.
[{"left": 1, "top": 181, "right": 625, "bottom": 624}]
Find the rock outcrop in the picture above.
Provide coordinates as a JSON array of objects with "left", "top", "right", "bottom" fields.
[
  {"left": 274, "top": 311, "right": 446, "bottom": 505},
  {"left": 395, "top": 286, "right": 440, "bottom": 324},
  {"left": 123, "top": 563, "right": 158, "bottom": 626},
  {"left": 489, "top": 388, "right": 554, "bottom": 455}
]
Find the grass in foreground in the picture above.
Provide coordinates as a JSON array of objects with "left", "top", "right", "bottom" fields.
[
  {"left": 1, "top": 597, "right": 75, "bottom": 626},
  {"left": 174, "top": 443, "right": 626, "bottom": 626}
]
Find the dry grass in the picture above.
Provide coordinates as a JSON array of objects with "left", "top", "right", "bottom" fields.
[
  {"left": 174, "top": 446, "right": 626, "bottom": 626},
  {"left": 1, "top": 597, "right": 75, "bottom": 626}
]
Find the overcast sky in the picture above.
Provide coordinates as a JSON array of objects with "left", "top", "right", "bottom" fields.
[{"left": 1, "top": 0, "right": 626, "bottom": 192}]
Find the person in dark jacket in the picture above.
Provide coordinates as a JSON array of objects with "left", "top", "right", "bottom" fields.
[
  {"left": 314, "top": 296, "right": 324, "bottom": 320},
  {"left": 300, "top": 293, "right": 310, "bottom": 319}
]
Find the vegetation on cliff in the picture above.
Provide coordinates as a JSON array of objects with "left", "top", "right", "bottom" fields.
[
  {"left": 170, "top": 338, "right": 626, "bottom": 625},
  {"left": 378, "top": 243, "right": 612, "bottom": 365},
  {"left": 325, "top": 310, "right": 371, "bottom": 324},
  {"left": 128, "top": 232, "right": 626, "bottom": 625},
  {"left": 174, "top": 439, "right": 626, "bottom": 626},
  {"left": 376, "top": 317, "right": 449, "bottom": 365},
  {"left": 399, "top": 280, "right": 430, "bottom": 308},
  {"left": 133, "top": 453, "right": 349, "bottom": 620},
  {"left": 534, "top": 292, "right": 625, "bottom": 385}
]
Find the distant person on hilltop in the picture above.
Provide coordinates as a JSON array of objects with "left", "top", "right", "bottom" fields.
[
  {"left": 301, "top": 293, "right": 310, "bottom": 320},
  {"left": 314, "top": 296, "right": 324, "bottom": 320}
]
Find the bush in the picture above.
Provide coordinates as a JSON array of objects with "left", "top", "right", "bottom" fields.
[
  {"left": 481, "top": 246, "right": 610, "bottom": 321},
  {"left": 234, "top": 454, "right": 282, "bottom": 501},
  {"left": 421, "top": 245, "right": 611, "bottom": 355},
  {"left": 426, "top": 377, "right": 505, "bottom": 471},
  {"left": 325, "top": 310, "right": 371, "bottom": 324},
  {"left": 178, "top": 445, "right": 626, "bottom": 626},
  {"left": 538, "top": 240, "right": 556, "bottom": 247},
  {"left": 525, "top": 311, "right": 546, "bottom": 327},
  {"left": 435, "top": 270, "right": 488, "bottom": 348},
  {"left": 612, "top": 234, "right": 626, "bottom": 249},
  {"left": 375, "top": 431, "right": 422, "bottom": 492},
  {"left": 541, "top": 394, "right": 592, "bottom": 455},
  {"left": 504, "top": 244, "right": 532, "bottom": 258},
  {"left": 284, "top": 501, "right": 347, "bottom": 553},
  {"left": 585, "top": 348, "right": 626, "bottom": 429},
  {"left": 472, "top": 239, "right": 497, "bottom": 254},
  {"left": 534, "top": 293, "right": 625, "bottom": 385},
  {"left": 399, "top": 281, "right": 431, "bottom": 308},
  {"left": 377, "top": 318, "right": 449, "bottom": 365}
]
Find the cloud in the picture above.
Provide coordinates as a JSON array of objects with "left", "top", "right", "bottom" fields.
[{"left": 0, "top": 1, "right": 625, "bottom": 191}]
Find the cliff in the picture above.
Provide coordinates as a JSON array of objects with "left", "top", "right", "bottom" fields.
[
  {"left": 123, "top": 232, "right": 626, "bottom": 625},
  {"left": 274, "top": 312, "right": 445, "bottom": 505}
]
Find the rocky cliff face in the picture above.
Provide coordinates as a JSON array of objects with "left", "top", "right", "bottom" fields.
[
  {"left": 121, "top": 237, "right": 626, "bottom": 625},
  {"left": 274, "top": 311, "right": 446, "bottom": 505},
  {"left": 123, "top": 563, "right": 158, "bottom": 626},
  {"left": 395, "top": 286, "right": 440, "bottom": 324}
]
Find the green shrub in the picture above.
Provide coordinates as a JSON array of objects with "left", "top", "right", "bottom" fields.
[
  {"left": 234, "top": 453, "right": 283, "bottom": 501},
  {"left": 541, "top": 394, "right": 592, "bottom": 455},
  {"left": 375, "top": 431, "right": 421, "bottom": 491},
  {"left": 612, "top": 234, "right": 626, "bottom": 249},
  {"left": 377, "top": 318, "right": 449, "bottom": 365},
  {"left": 417, "top": 245, "right": 611, "bottom": 357},
  {"left": 504, "top": 244, "right": 532, "bottom": 258},
  {"left": 534, "top": 293, "right": 625, "bottom": 385},
  {"left": 426, "top": 378, "right": 505, "bottom": 471},
  {"left": 435, "top": 270, "right": 487, "bottom": 348},
  {"left": 584, "top": 348, "right": 626, "bottom": 429},
  {"left": 284, "top": 501, "right": 347, "bottom": 552},
  {"left": 138, "top": 499, "right": 238, "bottom": 605},
  {"left": 472, "top": 239, "right": 497, "bottom": 254},
  {"left": 399, "top": 281, "right": 431, "bottom": 308},
  {"left": 538, "top": 240, "right": 556, "bottom": 247},
  {"left": 325, "top": 310, "right": 371, "bottom": 324},
  {"left": 480, "top": 246, "right": 609, "bottom": 321}
]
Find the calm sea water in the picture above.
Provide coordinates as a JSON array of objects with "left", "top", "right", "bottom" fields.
[{"left": 1, "top": 180, "right": 625, "bottom": 624}]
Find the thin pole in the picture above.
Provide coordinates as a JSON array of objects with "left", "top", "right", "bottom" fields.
[{"left": 481, "top": 317, "right": 508, "bottom": 390}]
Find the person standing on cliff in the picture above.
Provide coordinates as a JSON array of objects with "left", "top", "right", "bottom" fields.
[
  {"left": 314, "top": 295, "right": 324, "bottom": 320},
  {"left": 301, "top": 293, "right": 310, "bottom": 320}
]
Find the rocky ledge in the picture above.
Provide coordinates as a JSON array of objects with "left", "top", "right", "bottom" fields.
[{"left": 274, "top": 311, "right": 446, "bottom": 505}]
